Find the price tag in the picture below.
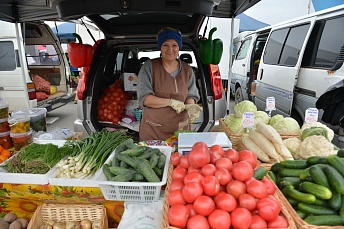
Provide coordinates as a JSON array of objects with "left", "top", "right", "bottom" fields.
[
  {"left": 242, "top": 112, "right": 255, "bottom": 128},
  {"left": 265, "top": 97, "right": 276, "bottom": 111},
  {"left": 304, "top": 108, "right": 318, "bottom": 124}
]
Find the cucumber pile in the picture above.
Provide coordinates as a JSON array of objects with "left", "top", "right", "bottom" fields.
[
  {"left": 269, "top": 150, "right": 344, "bottom": 226},
  {"left": 102, "top": 139, "right": 166, "bottom": 182}
]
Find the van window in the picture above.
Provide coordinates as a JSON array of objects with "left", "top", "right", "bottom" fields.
[
  {"left": 302, "top": 16, "right": 344, "bottom": 69},
  {"left": 25, "top": 44, "right": 60, "bottom": 65},
  {"left": 264, "top": 24, "right": 310, "bottom": 66},
  {"left": 236, "top": 38, "right": 251, "bottom": 60},
  {"left": 0, "top": 41, "right": 16, "bottom": 71}
]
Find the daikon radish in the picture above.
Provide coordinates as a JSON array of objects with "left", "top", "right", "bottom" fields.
[
  {"left": 241, "top": 134, "right": 271, "bottom": 162},
  {"left": 249, "top": 129, "right": 279, "bottom": 159},
  {"left": 256, "top": 122, "right": 283, "bottom": 145},
  {"left": 273, "top": 141, "right": 294, "bottom": 160}
]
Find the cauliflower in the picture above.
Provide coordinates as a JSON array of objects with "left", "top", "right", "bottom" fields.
[
  {"left": 283, "top": 137, "right": 301, "bottom": 157},
  {"left": 296, "top": 135, "right": 337, "bottom": 159},
  {"left": 301, "top": 122, "right": 334, "bottom": 141}
]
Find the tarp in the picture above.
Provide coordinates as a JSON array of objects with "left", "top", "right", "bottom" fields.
[
  {"left": 235, "top": 13, "right": 269, "bottom": 32},
  {"left": 312, "top": 0, "right": 344, "bottom": 11},
  {"left": 51, "top": 22, "right": 76, "bottom": 43}
]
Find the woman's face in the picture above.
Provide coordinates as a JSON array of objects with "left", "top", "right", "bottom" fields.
[{"left": 160, "top": 39, "right": 179, "bottom": 61}]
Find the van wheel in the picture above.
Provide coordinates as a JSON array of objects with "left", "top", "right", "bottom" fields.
[{"left": 235, "top": 87, "right": 243, "bottom": 104}]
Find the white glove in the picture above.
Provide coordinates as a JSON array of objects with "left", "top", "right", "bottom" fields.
[
  {"left": 185, "top": 104, "right": 203, "bottom": 123},
  {"left": 169, "top": 99, "right": 186, "bottom": 113}
]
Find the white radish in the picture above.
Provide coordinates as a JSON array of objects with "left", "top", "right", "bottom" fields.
[
  {"left": 241, "top": 134, "right": 271, "bottom": 162},
  {"left": 272, "top": 141, "right": 294, "bottom": 160},
  {"left": 256, "top": 123, "right": 283, "bottom": 145},
  {"left": 249, "top": 129, "right": 279, "bottom": 159}
]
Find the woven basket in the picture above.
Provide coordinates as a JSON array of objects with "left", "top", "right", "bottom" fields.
[
  {"left": 219, "top": 118, "right": 244, "bottom": 151},
  {"left": 28, "top": 204, "right": 108, "bottom": 229},
  {"left": 162, "top": 163, "right": 296, "bottom": 229}
]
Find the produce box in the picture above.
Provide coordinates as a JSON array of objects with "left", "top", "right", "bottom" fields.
[
  {"left": 95, "top": 146, "right": 172, "bottom": 202},
  {"left": 27, "top": 204, "right": 108, "bottom": 229}
]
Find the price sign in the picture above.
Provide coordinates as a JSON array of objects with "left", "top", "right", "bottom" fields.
[
  {"left": 265, "top": 97, "right": 276, "bottom": 111},
  {"left": 242, "top": 112, "right": 255, "bottom": 128},
  {"left": 304, "top": 108, "right": 318, "bottom": 124}
]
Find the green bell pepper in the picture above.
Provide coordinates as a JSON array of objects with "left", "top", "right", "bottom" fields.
[{"left": 199, "top": 27, "right": 223, "bottom": 65}]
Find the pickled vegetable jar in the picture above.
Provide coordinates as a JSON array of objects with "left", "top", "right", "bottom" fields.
[
  {"left": 0, "top": 102, "right": 9, "bottom": 119},
  {"left": 0, "top": 131, "right": 13, "bottom": 149},
  {"left": 10, "top": 129, "right": 33, "bottom": 151},
  {"left": 11, "top": 108, "right": 47, "bottom": 132},
  {"left": 0, "top": 118, "right": 10, "bottom": 133},
  {"left": 8, "top": 116, "right": 31, "bottom": 133}
]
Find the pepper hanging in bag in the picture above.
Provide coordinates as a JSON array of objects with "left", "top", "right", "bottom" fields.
[{"left": 68, "top": 33, "right": 94, "bottom": 68}]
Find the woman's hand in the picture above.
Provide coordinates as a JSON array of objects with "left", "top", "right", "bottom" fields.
[{"left": 169, "top": 99, "right": 186, "bottom": 113}]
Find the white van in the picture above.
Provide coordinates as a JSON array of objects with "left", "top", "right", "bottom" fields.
[
  {"left": 230, "top": 5, "right": 344, "bottom": 144},
  {"left": 0, "top": 20, "right": 74, "bottom": 112}
]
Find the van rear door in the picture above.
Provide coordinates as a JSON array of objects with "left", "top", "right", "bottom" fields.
[{"left": 254, "top": 17, "right": 316, "bottom": 116}]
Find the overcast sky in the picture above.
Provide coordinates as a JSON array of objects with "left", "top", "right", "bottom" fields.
[{"left": 244, "top": 0, "right": 314, "bottom": 25}]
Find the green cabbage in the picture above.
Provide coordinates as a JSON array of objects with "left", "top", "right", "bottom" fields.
[
  {"left": 271, "top": 117, "right": 301, "bottom": 135},
  {"left": 224, "top": 114, "right": 236, "bottom": 127},
  {"left": 269, "top": 114, "right": 284, "bottom": 126},
  {"left": 234, "top": 101, "right": 257, "bottom": 118},
  {"left": 301, "top": 126, "right": 329, "bottom": 141},
  {"left": 227, "top": 117, "right": 244, "bottom": 133},
  {"left": 254, "top": 111, "right": 270, "bottom": 125}
]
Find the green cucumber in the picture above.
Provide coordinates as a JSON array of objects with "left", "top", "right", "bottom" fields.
[
  {"left": 299, "top": 168, "right": 311, "bottom": 181},
  {"left": 286, "top": 196, "right": 298, "bottom": 207},
  {"left": 285, "top": 185, "right": 316, "bottom": 204},
  {"left": 271, "top": 162, "right": 283, "bottom": 174},
  {"left": 298, "top": 203, "right": 336, "bottom": 215},
  {"left": 115, "top": 152, "right": 137, "bottom": 169},
  {"left": 149, "top": 153, "right": 159, "bottom": 168},
  {"left": 337, "top": 149, "right": 344, "bottom": 158},
  {"left": 323, "top": 165, "right": 344, "bottom": 194},
  {"left": 328, "top": 190, "right": 341, "bottom": 211},
  {"left": 110, "top": 170, "right": 136, "bottom": 182},
  {"left": 300, "top": 181, "right": 333, "bottom": 200},
  {"left": 253, "top": 167, "right": 268, "bottom": 180},
  {"left": 280, "top": 160, "right": 308, "bottom": 169},
  {"left": 102, "top": 163, "right": 115, "bottom": 181},
  {"left": 121, "top": 146, "right": 147, "bottom": 157},
  {"left": 267, "top": 171, "right": 277, "bottom": 183},
  {"left": 157, "top": 154, "right": 166, "bottom": 169},
  {"left": 340, "top": 194, "right": 344, "bottom": 220},
  {"left": 136, "top": 158, "right": 160, "bottom": 182},
  {"left": 328, "top": 154, "right": 344, "bottom": 177},
  {"left": 137, "top": 148, "right": 160, "bottom": 159},
  {"left": 296, "top": 210, "right": 307, "bottom": 220},
  {"left": 312, "top": 198, "right": 328, "bottom": 207},
  {"left": 279, "top": 177, "right": 301, "bottom": 188},
  {"left": 307, "top": 156, "right": 328, "bottom": 165},
  {"left": 304, "top": 215, "right": 344, "bottom": 226},
  {"left": 278, "top": 168, "right": 304, "bottom": 177},
  {"left": 109, "top": 166, "right": 135, "bottom": 175},
  {"left": 309, "top": 165, "right": 330, "bottom": 188}
]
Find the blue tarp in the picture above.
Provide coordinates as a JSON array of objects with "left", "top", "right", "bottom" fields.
[
  {"left": 312, "top": 0, "right": 344, "bottom": 11},
  {"left": 51, "top": 22, "right": 76, "bottom": 43},
  {"left": 236, "top": 13, "right": 269, "bottom": 32}
]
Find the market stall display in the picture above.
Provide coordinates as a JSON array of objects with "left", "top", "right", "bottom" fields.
[{"left": 11, "top": 108, "right": 47, "bottom": 132}]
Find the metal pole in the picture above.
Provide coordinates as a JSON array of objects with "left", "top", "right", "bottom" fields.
[{"left": 226, "top": 15, "right": 235, "bottom": 113}]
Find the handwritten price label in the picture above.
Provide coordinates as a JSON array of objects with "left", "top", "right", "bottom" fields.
[
  {"left": 266, "top": 97, "right": 276, "bottom": 111},
  {"left": 304, "top": 108, "right": 318, "bottom": 124},
  {"left": 242, "top": 112, "right": 255, "bottom": 128}
]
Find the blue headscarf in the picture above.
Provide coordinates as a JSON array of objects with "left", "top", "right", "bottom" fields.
[{"left": 157, "top": 29, "right": 182, "bottom": 50}]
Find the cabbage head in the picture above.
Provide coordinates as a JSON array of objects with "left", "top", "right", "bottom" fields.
[
  {"left": 269, "top": 114, "right": 284, "bottom": 126},
  {"left": 301, "top": 126, "right": 329, "bottom": 141},
  {"left": 234, "top": 101, "right": 257, "bottom": 118},
  {"left": 228, "top": 117, "right": 244, "bottom": 133},
  {"left": 301, "top": 122, "right": 334, "bottom": 141},
  {"left": 224, "top": 114, "right": 236, "bottom": 127},
  {"left": 271, "top": 117, "right": 301, "bottom": 135},
  {"left": 254, "top": 111, "right": 270, "bottom": 125}
]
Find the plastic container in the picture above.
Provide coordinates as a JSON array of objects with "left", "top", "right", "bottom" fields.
[
  {"left": 11, "top": 108, "right": 47, "bottom": 132},
  {"left": 0, "top": 131, "right": 13, "bottom": 149},
  {"left": 134, "top": 108, "right": 142, "bottom": 122},
  {"left": 0, "top": 102, "right": 9, "bottom": 119},
  {"left": 10, "top": 128, "right": 33, "bottom": 151},
  {"left": 8, "top": 116, "right": 31, "bottom": 133},
  {"left": 0, "top": 118, "right": 10, "bottom": 133}
]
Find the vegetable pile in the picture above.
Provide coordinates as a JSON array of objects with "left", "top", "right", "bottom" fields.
[
  {"left": 269, "top": 151, "right": 344, "bottom": 226},
  {"left": 39, "top": 218, "right": 100, "bottom": 229},
  {"left": 102, "top": 139, "right": 166, "bottom": 182},
  {"left": 167, "top": 143, "right": 289, "bottom": 229},
  {"left": 0, "top": 212, "right": 28, "bottom": 229}
]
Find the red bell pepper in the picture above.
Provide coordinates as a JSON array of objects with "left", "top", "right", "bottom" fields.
[{"left": 68, "top": 33, "right": 94, "bottom": 68}]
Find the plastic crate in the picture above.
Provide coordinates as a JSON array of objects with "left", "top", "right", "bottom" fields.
[{"left": 95, "top": 146, "right": 172, "bottom": 202}]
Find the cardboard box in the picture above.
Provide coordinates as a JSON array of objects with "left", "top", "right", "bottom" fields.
[{"left": 123, "top": 72, "right": 138, "bottom": 91}]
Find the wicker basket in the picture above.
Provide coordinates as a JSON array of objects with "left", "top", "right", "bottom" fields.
[
  {"left": 219, "top": 118, "right": 244, "bottom": 151},
  {"left": 28, "top": 204, "right": 109, "bottom": 229},
  {"left": 162, "top": 163, "right": 296, "bottom": 229}
]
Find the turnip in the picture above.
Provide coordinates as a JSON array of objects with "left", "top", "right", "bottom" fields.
[
  {"left": 79, "top": 219, "right": 92, "bottom": 229},
  {"left": 66, "top": 221, "right": 80, "bottom": 229}
]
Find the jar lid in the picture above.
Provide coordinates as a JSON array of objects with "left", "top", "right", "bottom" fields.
[
  {"left": 8, "top": 116, "right": 30, "bottom": 124},
  {"left": 10, "top": 128, "right": 33, "bottom": 137},
  {"left": 0, "top": 131, "right": 10, "bottom": 137},
  {"left": 11, "top": 108, "right": 47, "bottom": 117},
  {"left": 0, "top": 101, "right": 9, "bottom": 109}
]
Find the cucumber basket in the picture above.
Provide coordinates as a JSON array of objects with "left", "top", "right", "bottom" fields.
[{"left": 95, "top": 145, "right": 172, "bottom": 202}]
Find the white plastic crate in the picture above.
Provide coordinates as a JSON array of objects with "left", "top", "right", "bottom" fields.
[{"left": 95, "top": 146, "right": 172, "bottom": 202}]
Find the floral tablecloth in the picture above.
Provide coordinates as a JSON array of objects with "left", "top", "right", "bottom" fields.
[{"left": 0, "top": 183, "right": 124, "bottom": 228}]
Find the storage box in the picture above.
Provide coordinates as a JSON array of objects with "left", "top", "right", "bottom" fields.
[
  {"left": 0, "top": 131, "right": 13, "bottom": 149},
  {"left": 95, "top": 146, "right": 172, "bottom": 202},
  {"left": 0, "top": 118, "right": 10, "bottom": 133},
  {"left": 27, "top": 204, "right": 108, "bottom": 229},
  {"left": 11, "top": 108, "right": 47, "bottom": 132},
  {"left": 123, "top": 72, "right": 138, "bottom": 91},
  {"left": 178, "top": 132, "right": 232, "bottom": 155}
]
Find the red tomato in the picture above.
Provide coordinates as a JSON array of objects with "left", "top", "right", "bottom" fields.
[
  {"left": 232, "top": 161, "right": 254, "bottom": 182},
  {"left": 168, "top": 190, "right": 186, "bottom": 206},
  {"left": 182, "top": 182, "right": 203, "bottom": 203},
  {"left": 238, "top": 193, "right": 257, "bottom": 212},
  {"left": 169, "top": 180, "right": 184, "bottom": 192},
  {"left": 187, "top": 166, "right": 201, "bottom": 174},
  {"left": 256, "top": 197, "right": 281, "bottom": 221},
  {"left": 192, "top": 141, "right": 208, "bottom": 151},
  {"left": 250, "top": 215, "right": 268, "bottom": 229},
  {"left": 245, "top": 177, "right": 256, "bottom": 186},
  {"left": 226, "top": 180, "right": 247, "bottom": 199},
  {"left": 193, "top": 195, "right": 216, "bottom": 217},
  {"left": 261, "top": 178, "right": 276, "bottom": 195},
  {"left": 201, "top": 163, "right": 217, "bottom": 176},
  {"left": 184, "top": 172, "right": 204, "bottom": 184},
  {"left": 224, "top": 148, "right": 239, "bottom": 163},
  {"left": 214, "top": 192, "right": 237, "bottom": 212},
  {"left": 231, "top": 208, "right": 252, "bottom": 229},
  {"left": 171, "top": 167, "right": 187, "bottom": 182},
  {"left": 213, "top": 191, "right": 227, "bottom": 203},
  {"left": 187, "top": 215, "right": 210, "bottom": 229},
  {"left": 179, "top": 155, "right": 190, "bottom": 169},
  {"left": 201, "top": 175, "right": 220, "bottom": 196},
  {"left": 188, "top": 148, "right": 210, "bottom": 169},
  {"left": 170, "top": 152, "right": 182, "bottom": 166},
  {"left": 267, "top": 215, "right": 289, "bottom": 228},
  {"left": 209, "top": 145, "right": 225, "bottom": 157},
  {"left": 168, "top": 204, "right": 189, "bottom": 228},
  {"left": 215, "top": 157, "right": 233, "bottom": 171},
  {"left": 266, "top": 195, "right": 282, "bottom": 209},
  {"left": 215, "top": 167, "right": 232, "bottom": 186},
  {"left": 247, "top": 179, "right": 268, "bottom": 199},
  {"left": 208, "top": 209, "right": 231, "bottom": 229},
  {"left": 239, "top": 150, "right": 258, "bottom": 168},
  {"left": 210, "top": 151, "right": 222, "bottom": 164},
  {"left": 185, "top": 204, "right": 196, "bottom": 218}
]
